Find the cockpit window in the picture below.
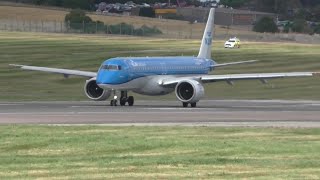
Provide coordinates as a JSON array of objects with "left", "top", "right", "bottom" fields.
[{"left": 101, "top": 65, "right": 121, "bottom": 71}]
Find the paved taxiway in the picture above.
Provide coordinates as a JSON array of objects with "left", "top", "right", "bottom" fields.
[{"left": 1, "top": 100, "right": 320, "bottom": 127}]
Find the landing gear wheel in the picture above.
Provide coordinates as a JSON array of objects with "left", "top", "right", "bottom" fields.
[
  {"left": 110, "top": 100, "right": 117, "bottom": 106},
  {"left": 182, "top": 102, "right": 188, "bottom": 107},
  {"left": 127, "top": 96, "right": 134, "bottom": 106},
  {"left": 120, "top": 97, "right": 126, "bottom": 106},
  {"left": 190, "top": 103, "right": 197, "bottom": 108}
]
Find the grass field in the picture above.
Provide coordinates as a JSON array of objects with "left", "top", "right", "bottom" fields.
[
  {"left": 0, "top": 5, "right": 257, "bottom": 39},
  {"left": 0, "top": 126, "right": 319, "bottom": 179},
  {"left": 0, "top": 31, "right": 320, "bottom": 101}
]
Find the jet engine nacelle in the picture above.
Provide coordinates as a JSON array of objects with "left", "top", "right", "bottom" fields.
[
  {"left": 84, "top": 78, "right": 111, "bottom": 101},
  {"left": 175, "top": 80, "right": 205, "bottom": 103}
]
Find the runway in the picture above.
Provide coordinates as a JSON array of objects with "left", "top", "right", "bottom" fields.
[{"left": 1, "top": 100, "right": 320, "bottom": 127}]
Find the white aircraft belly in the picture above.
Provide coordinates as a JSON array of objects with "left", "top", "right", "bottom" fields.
[{"left": 98, "top": 75, "right": 175, "bottom": 96}]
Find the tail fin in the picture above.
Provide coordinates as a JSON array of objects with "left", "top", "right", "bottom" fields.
[{"left": 197, "top": 8, "right": 215, "bottom": 59}]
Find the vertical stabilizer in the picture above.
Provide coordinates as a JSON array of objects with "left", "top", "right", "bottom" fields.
[{"left": 197, "top": 8, "right": 215, "bottom": 59}]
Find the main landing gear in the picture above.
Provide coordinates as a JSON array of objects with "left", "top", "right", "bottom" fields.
[
  {"left": 182, "top": 102, "right": 197, "bottom": 108},
  {"left": 110, "top": 90, "right": 134, "bottom": 107}
]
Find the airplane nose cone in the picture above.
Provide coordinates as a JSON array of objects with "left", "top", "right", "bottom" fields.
[{"left": 96, "top": 71, "right": 106, "bottom": 84}]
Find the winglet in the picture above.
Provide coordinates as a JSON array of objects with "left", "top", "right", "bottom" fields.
[{"left": 197, "top": 8, "right": 215, "bottom": 59}]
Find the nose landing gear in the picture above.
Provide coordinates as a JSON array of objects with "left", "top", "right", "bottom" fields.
[
  {"left": 110, "top": 99, "right": 117, "bottom": 106},
  {"left": 110, "top": 90, "right": 134, "bottom": 107},
  {"left": 110, "top": 90, "right": 118, "bottom": 106}
]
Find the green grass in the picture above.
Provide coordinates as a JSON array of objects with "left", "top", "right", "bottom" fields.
[
  {"left": 0, "top": 126, "right": 319, "bottom": 179},
  {"left": 1, "top": 31, "right": 320, "bottom": 101}
]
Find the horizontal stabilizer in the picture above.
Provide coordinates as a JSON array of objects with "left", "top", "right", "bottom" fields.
[{"left": 212, "top": 60, "right": 258, "bottom": 67}]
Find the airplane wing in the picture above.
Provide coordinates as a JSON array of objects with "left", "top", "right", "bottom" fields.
[
  {"left": 10, "top": 64, "right": 97, "bottom": 78},
  {"left": 160, "top": 72, "right": 319, "bottom": 86}
]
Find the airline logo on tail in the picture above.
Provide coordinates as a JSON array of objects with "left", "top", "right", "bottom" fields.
[{"left": 205, "top": 32, "right": 212, "bottom": 45}]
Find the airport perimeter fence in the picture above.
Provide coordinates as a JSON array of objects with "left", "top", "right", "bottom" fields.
[
  {"left": 1, "top": 18, "right": 320, "bottom": 44},
  {"left": 0, "top": 18, "right": 241, "bottom": 39},
  {"left": 0, "top": 19, "right": 164, "bottom": 36}
]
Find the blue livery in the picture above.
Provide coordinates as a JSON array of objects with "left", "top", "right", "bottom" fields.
[{"left": 96, "top": 57, "right": 216, "bottom": 85}]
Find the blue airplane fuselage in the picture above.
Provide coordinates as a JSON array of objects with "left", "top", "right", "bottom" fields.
[{"left": 96, "top": 56, "right": 216, "bottom": 85}]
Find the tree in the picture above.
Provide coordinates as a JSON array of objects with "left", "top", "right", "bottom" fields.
[
  {"left": 311, "top": 5, "right": 320, "bottom": 22},
  {"left": 220, "top": 0, "right": 249, "bottom": 8},
  {"left": 45, "top": 0, "right": 63, "bottom": 6},
  {"left": 283, "top": 22, "right": 292, "bottom": 33},
  {"left": 314, "top": 24, "right": 320, "bottom": 34},
  {"left": 291, "top": 18, "right": 315, "bottom": 34},
  {"left": 65, "top": 9, "right": 93, "bottom": 30},
  {"left": 291, "top": 18, "right": 306, "bottom": 33},
  {"left": 62, "top": 0, "right": 91, "bottom": 10},
  {"left": 253, "top": 16, "right": 278, "bottom": 33}
]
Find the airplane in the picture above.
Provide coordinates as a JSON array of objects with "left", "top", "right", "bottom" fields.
[{"left": 10, "top": 8, "right": 318, "bottom": 107}]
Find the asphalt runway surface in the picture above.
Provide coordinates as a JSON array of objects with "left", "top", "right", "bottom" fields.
[{"left": 1, "top": 100, "right": 320, "bottom": 127}]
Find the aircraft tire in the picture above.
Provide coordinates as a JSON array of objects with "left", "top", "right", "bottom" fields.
[
  {"left": 183, "top": 102, "right": 188, "bottom": 107},
  {"left": 120, "top": 98, "right": 126, "bottom": 106},
  {"left": 110, "top": 100, "right": 117, "bottom": 106},
  {"left": 191, "top": 103, "right": 197, "bottom": 108},
  {"left": 128, "top": 96, "right": 134, "bottom": 106}
]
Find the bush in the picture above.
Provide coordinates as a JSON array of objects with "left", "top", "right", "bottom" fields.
[
  {"left": 290, "top": 18, "right": 314, "bottom": 34},
  {"left": 65, "top": 9, "right": 93, "bottom": 30},
  {"left": 96, "top": 21, "right": 106, "bottom": 32},
  {"left": 314, "top": 24, "right": 320, "bottom": 34},
  {"left": 138, "top": 25, "right": 162, "bottom": 35},
  {"left": 283, "top": 23, "right": 291, "bottom": 33},
  {"left": 253, "top": 16, "right": 278, "bottom": 33},
  {"left": 106, "top": 23, "right": 162, "bottom": 36},
  {"left": 291, "top": 19, "right": 306, "bottom": 33},
  {"left": 83, "top": 21, "right": 105, "bottom": 34},
  {"left": 107, "top": 23, "right": 135, "bottom": 35}
]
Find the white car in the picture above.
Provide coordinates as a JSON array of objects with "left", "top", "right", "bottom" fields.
[{"left": 224, "top": 38, "right": 241, "bottom": 48}]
